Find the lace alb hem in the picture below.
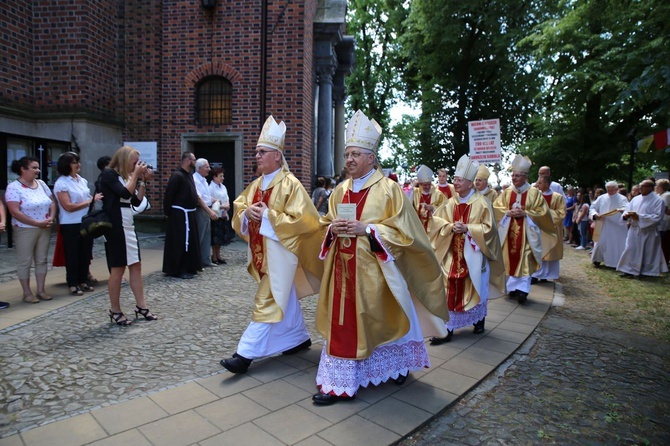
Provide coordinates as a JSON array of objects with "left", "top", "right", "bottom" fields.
[
  {"left": 446, "top": 302, "right": 487, "bottom": 331},
  {"left": 315, "top": 340, "right": 430, "bottom": 396}
]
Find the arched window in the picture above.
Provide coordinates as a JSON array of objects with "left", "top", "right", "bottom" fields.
[{"left": 196, "top": 76, "right": 232, "bottom": 126}]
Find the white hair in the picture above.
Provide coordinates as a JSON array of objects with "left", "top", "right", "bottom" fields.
[
  {"left": 195, "top": 158, "right": 208, "bottom": 170},
  {"left": 605, "top": 180, "right": 618, "bottom": 189}
]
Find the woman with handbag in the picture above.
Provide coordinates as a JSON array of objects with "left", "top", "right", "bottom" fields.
[
  {"left": 99, "top": 145, "right": 158, "bottom": 326},
  {"left": 5, "top": 156, "right": 57, "bottom": 303},
  {"left": 54, "top": 152, "right": 103, "bottom": 295}
]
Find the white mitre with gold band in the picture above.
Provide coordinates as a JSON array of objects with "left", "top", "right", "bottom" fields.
[
  {"left": 454, "top": 154, "right": 479, "bottom": 181},
  {"left": 476, "top": 164, "right": 490, "bottom": 180},
  {"left": 510, "top": 154, "right": 532, "bottom": 174},
  {"left": 257, "top": 115, "right": 286, "bottom": 152},
  {"left": 416, "top": 165, "right": 433, "bottom": 183},
  {"left": 345, "top": 110, "right": 382, "bottom": 152}
]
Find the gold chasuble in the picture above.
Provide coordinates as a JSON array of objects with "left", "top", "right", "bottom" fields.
[
  {"left": 481, "top": 188, "right": 498, "bottom": 204},
  {"left": 493, "top": 186, "right": 556, "bottom": 277},
  {"left": 431, "top": 193, "right": 505, "bottom": 312},
  {"left": 542, "top": 192, "right": 566, "bottom": 262},
  {"left": 412, "top": 186, "right": 446, "bottom": 233},
  {"left": 232, "top": 167, "right": 324, "bottom": 323},
  {"left": 317, "top": 169, "right": 449, "bottom": 360}
]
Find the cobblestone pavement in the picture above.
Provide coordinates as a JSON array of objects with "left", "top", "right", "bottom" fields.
[
  {"left": 401, "top": 250, "right": 670, "bottom": 446},
  {"left": 0, "top": 236, "right": 321, "bottom": 438}
]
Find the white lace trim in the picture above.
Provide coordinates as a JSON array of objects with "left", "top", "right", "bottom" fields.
[
  {"left": 315, "top": 340, "right": 430, "bottom": 396},
  {"left": 446, "top": 302, "right": 487, "bottom": 331}
]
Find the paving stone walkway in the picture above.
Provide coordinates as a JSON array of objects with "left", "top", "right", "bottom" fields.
[{"left": 0, "top": 234, "right": 556, "bottom": 445}]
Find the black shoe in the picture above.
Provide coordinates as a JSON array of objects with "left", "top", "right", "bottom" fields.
[
  {"left": 517, "top": 292, "right": 528, "bottom": 304},
  {"left": 539, "top": 279, "right": 548, "bottom": 283},
  {"left": 618, "top": 273, "right": 637, "bottom": 279},
  {"left": 530, "top": 277, "right": 539, "bottom": 285},
  {"left": 508, "top": 290, "right": 519, "bottom": 298},
  {"left": 312, "top": 392, "right": 355, "bottom": 406},
  {"left": 473, "top": 318, "right": 485, "bottom": 334},
  {"left": 220, "top": 353, "right": 252, "bottom": 374},
  {"left": 429, "top": 330, "right": 453, "bottom": 345},
  {"left": 282, "top": 339, "right": 311, "bottom": 355},
  {"left": 393, "top": 373, "right": 408, "bottom": 385},
  {"left": 592, "top": 261, "right": 601, "bottom": 268},
  {"left": 0, "top": 301, "right": 10, "bottom": 310},
  {"left": 216, "top": 259, "right": 227, "bottom": 265}
]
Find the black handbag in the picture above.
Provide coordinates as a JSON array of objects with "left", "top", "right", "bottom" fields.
[{"left": 80, "top": 209, "right": 112, "bottom": 238}]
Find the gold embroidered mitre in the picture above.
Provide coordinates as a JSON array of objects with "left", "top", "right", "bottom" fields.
[
  {"left": 257, "top": 115, "right": 287, "bottom": 152},
  {"left": 345, "top": 110, "right": 382, "bottom": 152},
  {"left": 476, "top": 164, "right": 491, "bottom": 180},
  {"left": 454, "top": 154, "right": 479, "bottom": 181}
]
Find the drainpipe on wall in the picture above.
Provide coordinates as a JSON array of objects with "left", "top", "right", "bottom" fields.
[{"left": 260, "top": 0, "right": 268, "bottom": 125}]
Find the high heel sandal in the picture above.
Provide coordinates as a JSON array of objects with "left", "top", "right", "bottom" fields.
[
  {"left": 108, "top": 310, "right": 132, "bottom": 326},
  {"left": 134, "top": 305, "right": 158, "bottom": 321}
]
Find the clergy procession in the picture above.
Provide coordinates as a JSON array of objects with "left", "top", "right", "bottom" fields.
[{"left": 211, "top": 109, "right": 670, "bottom": 405}]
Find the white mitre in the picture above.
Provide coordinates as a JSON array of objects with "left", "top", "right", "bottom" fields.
[
  {"left": 416, "top": 165, "right": 433, "bottom": 183},
  {"left": 510, "top": 154, "right": 532, "bottom": 174},
  {"left": 454, "top": 154, "right": 479, "bottom": 181},
  {"left": 345, "top": 110, "right": 382, "bottom": 152},
  {"left": 257, "top": 115, "right": 286, "bottom": 152}
]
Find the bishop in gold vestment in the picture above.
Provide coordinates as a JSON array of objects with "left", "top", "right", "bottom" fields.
[
  {"left": 429, "top": 155, "right": 505, "bottom": 344},
  {"left": 412, "top": 165, "right": 446, "bottom": 233},
  {"left": 532, "top": 176, "right": 566, "bottom": 282},
  {"left": 493, "top": 155, "right": 556, "bottom": 304},
  {"left": 312, "top": 111, "right": 448, "bottom": 406},
  {"left": 220, "top": 116, "right": 323, "bottom": 374}
]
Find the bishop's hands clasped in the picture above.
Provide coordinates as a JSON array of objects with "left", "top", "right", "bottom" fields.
[
  {"left": 245, "top": 201, "right": 268, "bottom": 223},
  {"left": 331, "top": 217, "right": 366, "bottom": 236}
]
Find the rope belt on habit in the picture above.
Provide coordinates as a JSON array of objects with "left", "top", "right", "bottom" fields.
[{"left": 172, "top": 205, "right": 197, "bottom": 251}]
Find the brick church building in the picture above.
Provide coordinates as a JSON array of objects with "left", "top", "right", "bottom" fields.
[{"left": 0, "top": 0, "right": 353, "bottom": 221}]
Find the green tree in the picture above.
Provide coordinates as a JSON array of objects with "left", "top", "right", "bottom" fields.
[
  {"left": 399, "top": 0, "right": 544, "bottom": 173},
  {"left": 519, "top": 0, "right": 670, "bottom": 187},
  {"left": 346, "top": 0, "right": 410, "bottom": 135}
]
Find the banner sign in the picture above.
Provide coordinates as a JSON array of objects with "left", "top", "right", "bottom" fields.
[{"left": 468, "top": 119, "right": 501, "bottom": 163}]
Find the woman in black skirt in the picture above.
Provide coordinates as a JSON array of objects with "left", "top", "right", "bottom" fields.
[{"left": 99, "top": 145, "right": 158, "bottom": 326}]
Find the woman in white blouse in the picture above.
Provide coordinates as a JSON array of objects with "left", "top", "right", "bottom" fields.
[
  {"left": 5, "top": 156, "right": 57, "bottom": 303},
  {"left": 208, "top": 167, "right": 231, "bottom": 264},
  {"left": 54, "top": 152, "right": 103, "bottom": 295}
]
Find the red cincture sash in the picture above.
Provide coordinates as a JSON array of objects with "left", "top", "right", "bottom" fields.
[
  {"left": 329, "top": 188, "right": 370, "bottom": 358},
  {"left": 507, "top": 190, "right": 527, "bottom": 275},
  {"left": 248, "top": 187, "right": 273, "bottom": 278},
  {"left": 447, "top": 203, "right": 471, "bottom": 311}
]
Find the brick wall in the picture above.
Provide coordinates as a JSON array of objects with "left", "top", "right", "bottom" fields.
[
  {"left": 0, "top": 1, "right": 34, "bottom": 111},
  {"left": 32, "top": 0, "right": 119, "bottom": 119}
]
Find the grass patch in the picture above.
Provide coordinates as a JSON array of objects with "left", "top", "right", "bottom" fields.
[{"left": 583, "top": 258, "right": 670, "bottom": 342}]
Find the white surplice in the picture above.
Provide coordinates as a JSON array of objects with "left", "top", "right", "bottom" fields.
[
  {"left": 589, "top": 193, "right": 629, "bottom": 268},
  {"left": 616, "top": 193, "right": 668, "bottom": 277}
]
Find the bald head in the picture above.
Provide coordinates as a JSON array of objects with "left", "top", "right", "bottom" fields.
[{"left": 538, "top": 166, "right": 551, "bottom": 178}]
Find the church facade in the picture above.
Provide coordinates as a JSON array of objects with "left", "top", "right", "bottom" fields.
[{"left": 0, "top": 0, "right": 353, "bottom": 214}]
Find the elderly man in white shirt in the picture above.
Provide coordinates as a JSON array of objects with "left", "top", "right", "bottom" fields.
[
  {"left": 589, "top": 181, "right": 629, "bottom": 268},
  {"left": 193, "top": 158, "right": 219, "bottom": 268}
]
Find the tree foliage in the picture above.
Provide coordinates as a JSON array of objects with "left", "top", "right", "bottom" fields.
[
  {"left": 519, "top": 0, "right": 670, "bottom": 187},
  {"left": 346, "top": 0, "right": 670, "bottom": 184},
  {"left": 345, "top": 0, "right": 410, "bottom": 132}
]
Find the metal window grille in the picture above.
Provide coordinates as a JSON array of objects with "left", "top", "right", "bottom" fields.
[{"left": 196, "top": 77, "right": 232, "bottom": 126}]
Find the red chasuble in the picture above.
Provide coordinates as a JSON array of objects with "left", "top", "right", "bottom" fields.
[
  {"left": 248, "top": 186, "right": 273, "bottom": 277},
  {"left": 329, "top": 188, "right": 370, "bottom": 358},
  {"left": 446, "top": 203, "right": 471, "bottom": 312},
  {"left": 506, "top": 190, "right": 527, "bottom": 275}
]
